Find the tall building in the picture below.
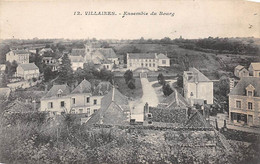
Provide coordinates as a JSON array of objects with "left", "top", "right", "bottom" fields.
[
  {"left": 229, "top": 77, "right": 260, "bottom": 126},
  {"left": 6, "top": 50, "right": 30, "bottom": 64},
  {"left": 40, "top": 80, "right": 112, "bottom": 116},
  {"left": 183, "top": 68, "right": 213, "bottom": 105}
]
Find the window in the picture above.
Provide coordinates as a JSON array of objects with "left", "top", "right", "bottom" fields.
[
  {"left": 87, "top": 108, "right": 90, "bottom": 115},
  {"left": 248, "top": 91, "right": 253, "bottom": 97},
  {"left": 72, "top": 98, "right": 76, "bottom": 104},
  {"left": 71, "top": 109, "right": 75, "bottom": 114},
  {"left": 162, "top": 60, "right": 166, "bottom": 64},
  {"left": 153, "top": 63, "right": 155, "bottom": 67},
  {"left": 79, "top": 109, "right": 83, "bottom": 113},
  {"left": 248, "top": 102, "right": 253, "bottom": 110},
  {"left": 86, "top": 97, "right": 90, "bottom": 103},
  {"left": 60, "top": 101, "right": 65, "bottom": 107},
  {"left": 48, "top": 102, "right": 53, "bottom": 109},
  {"left": 149, "top": 63, "right": 151, "bottom": 67},
  {"left": 94, "top": 109, "right": 98, "bottom": 113},
  {"left": 149, "top": 59, "right": 151, "bottom": 62},
  {"left": 94, "top": 99, "right": 97, "bottom": 105},
  {"left": 236, "top": 101, "right": 241, "bottom": 108},
  {"left": 145, "top": 64, "right": 148, "bottom": 67}
]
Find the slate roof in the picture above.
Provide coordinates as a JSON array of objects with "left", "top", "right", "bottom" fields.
[
  {"left": 97, "top": 48, "right": 117, "bottom": 58},
  {"left": 184, "top": 67, "right": 211, "bottom": 82},
  {"left": 69, "top": 55, "right": 84, "bottom": 62},
  {"left": 71, "top": 49, "right": 85, "bottom": 57},
  {"left": 128, "top": 53, "right": 157, "bottom": 59},
  {"left": 87, "top": 87, "right": 130, "bottom": 125},
  {"left": 158, "top": 89, "right": 190, "bottom": 109},
  {"left": 157, "top": 53, "right": 169, "bottom": 59},
  {"left": 71, "top": 79, "right": 92, "bottom": 94},
  {"left": 18, "top": 63, "right": 39, "bottom": 71},
  {"left": 0, "top": 87, "right": 11, "bottom": 100},
  {"left": 250, "top": 62, "right": 260, "bottom": 70},
  {"left": 93, "top": 81, "right": 112, "bottom": 96},
  {"left": 229, "top": 77, "right": 260, "bottom": 97},
  {"left": 42, "top": 84, "right": 71, "bottom": 99},
  {"left": 12, "top": 50, "right": 29, "bottom": 54},
  {"left": 235, "top": 65, "right": 245, "bottom": 71},
  {"left": 185, "top": 110, "right": 210, "bottom": 128}
]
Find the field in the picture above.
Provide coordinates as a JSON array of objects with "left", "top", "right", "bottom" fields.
[
  {"left": 114, "top": 77, "right": 143, "bottom": 100},
  {"left": 111, "top": 43, "right": 260, "bottom": 80}
]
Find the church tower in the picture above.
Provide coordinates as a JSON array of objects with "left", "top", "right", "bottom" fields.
[{"left": 84, "top": 41, "right": 93, "bottom": 62}]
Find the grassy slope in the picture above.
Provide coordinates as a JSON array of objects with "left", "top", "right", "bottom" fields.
[
  {"left": 114, "top": 77, "right": 143, "bottom": 100},
  {"left": 111, "top": 43, "right": 260, "bottom": 79}
]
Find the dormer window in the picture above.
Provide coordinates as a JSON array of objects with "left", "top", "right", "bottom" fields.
[
  {"left": 246, "top": 84, "right": 255, "bottom": 97},
  {"left": 57, "top": 89, "right": 63, "bottom": 97}
]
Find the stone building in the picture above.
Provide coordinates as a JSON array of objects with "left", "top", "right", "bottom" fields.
[
  {"left": 249, "top": 62, "right": 260, "bottom": 77},
  {"left": 183, "top": 68, "right": 213, "bottom": 105},
  {"left": 6, "top": 50, "right": 30, "bottom": 64},
  {"left": 234, "top": 65, "right": 249, "bottom": 78},
  {"left": 229, "top": 77, "right": 260, "bottom": 126},
  {"left": 16, "top": 63, "right": 39, "bottom": 80}
]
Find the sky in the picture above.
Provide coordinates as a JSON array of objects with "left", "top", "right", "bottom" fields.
[{"left": 0, "top": 0, "right": 259, "bottom": 40}]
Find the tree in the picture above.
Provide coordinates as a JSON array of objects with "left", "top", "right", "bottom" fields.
[
  {"left": 57, "top": 53, "right": 74, "bottom": 85},
  {"left": 176, "top": 74, "right": 183, "bottom": 88},
  {"left": 43, "top": 66, "right": 54, "bottom": 82},
  {"left": 163, "top": 83, "right": 173, "bottom": 96},
  {"left": 5, "top": 61, "right": 18, "bottom": 77},
  {"left": 127, "top": 79, "right": 136, "bottom": 89},
  {"left": 99, "top": 68, "right": 114, "bottom": 81},
  {"left": 219, "top": 76, "right": 230, "bottom": 98},
  {"left": 124, "top": 70, "right": 133, "bottom": 84},
  {"left": 0, "top": 73, "right": 8, "bottom": 87},
  {"left": 157, "top": 73, "right": 166, "bottom": 85}
]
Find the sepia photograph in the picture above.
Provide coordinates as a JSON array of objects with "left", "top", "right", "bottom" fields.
[{"left": 0, "top": 0, "right": 260, "bottom": 163}]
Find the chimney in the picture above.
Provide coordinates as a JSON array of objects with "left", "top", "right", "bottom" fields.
[
  {"left": 174, "top": 89, "right": 179, "bottom": 106},
  {"left": 112, "top": 85, "right": 115, "bottom": 102},
  {"left": 45, "top": 84, "right": 48, "bottom": 93},
  {"left": 229, "top": 78, "right": 235, "bottom": 92}
]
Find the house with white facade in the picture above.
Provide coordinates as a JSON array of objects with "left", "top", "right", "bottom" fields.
[
  {"left": 40, "top": 80, "right": 112, "bottom": 116},
  {"left": 127, "top": 53, "right": 159, "bottom": 71},
  {"left": 69, "top": 55, "right": 85, "bottom": 71},
  {"left": 42, "top": 57, "right": 59, "bottom": 71},
  {"left": 234, "top": 65, "right": 249, "bottom": 78},
  {"left": 126, "top": 53, "right": 170, "bottom": 71},
  {"left": 229, "top": 77, "right": 260, "bottom": 126},
  {"left": 6, "top": 50, "right": 30, "bottom": 64},
  {"left": 39, "top": 48, "right": 54, "bottom": 56},
  {"left": 16, "top": 63, "right": 40, "bottom": 80},
  {"left": 157, "top": 53, "right": 170, "bottom": 67},
  {"left": 249, "top": 62, "right": 260, "bottom": 77},
  {"left": 183, "top": 68, "right": 213, "bottom": 105}
]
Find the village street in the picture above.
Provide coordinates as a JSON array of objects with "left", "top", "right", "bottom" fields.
[
  {"left": 130, "top": 77, "right": 159, "bottom": 121},
  {"left": 130, "top": 77, "right": 177, "bottom": 122}
]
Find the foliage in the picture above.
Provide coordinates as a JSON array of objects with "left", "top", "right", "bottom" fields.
[
  {"left": 157, "top": 73, "right": 166, "bottom": 85},
  {"left": 5, "top": 61, "right": 18, "bottom": 77},
  {"left": 56, "top": 53, "right": 74, "bottom": 85},
  {"left": 162, "top": 83, "right": 173, "bottom": 96},
  {"left": 0, "top": 73, "right": 9, "bottom": 87},
  {"left": 127, "top": 79, "right": 136, "bottom": 89},
  {"left": 123, "top": 70, "right": 133, "bottom": 84},
  {"left": 177, "top": 74, "right": 183, "bottom": 88}
]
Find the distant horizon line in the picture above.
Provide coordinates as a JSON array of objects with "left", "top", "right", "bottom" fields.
[{"left": 1, "top": 36, "right": 259, "bottom": 41}]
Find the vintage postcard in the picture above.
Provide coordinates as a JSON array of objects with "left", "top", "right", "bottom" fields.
[{"left": 0, "top": 0, "right": 259, "bottom": 163}]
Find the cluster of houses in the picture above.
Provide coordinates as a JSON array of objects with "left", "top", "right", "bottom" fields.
[
  {"left": 5, "top": 49, "right": 40, "bottom": 80},
  {"left": 2, "top": 42, "right": 260, "bottom": 128},
  {"left": 234, "top": 62, "right": 260, "bottom": 78},
  {"left": 230, "top": 62, "right": 260, "bottom": 126}
]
